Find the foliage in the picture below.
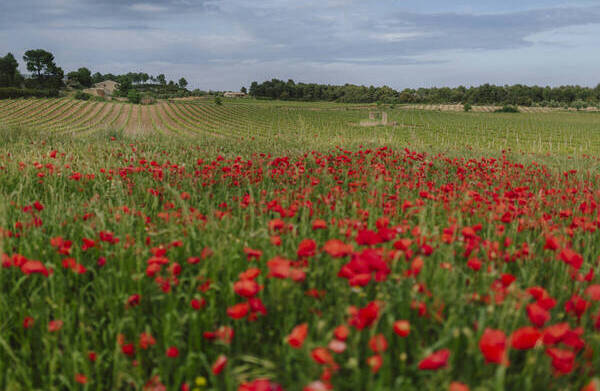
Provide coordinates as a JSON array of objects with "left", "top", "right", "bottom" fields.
[
  {"left": 214, "top": 96, "right": 223, "bottom": 105},
  {"left": 0, "top": 52, "right": 23, "bottom": 87},
  {"left": 0, "top": 87, "right": 59, "bottom": 99},
  {"left": 67, "top": 67, "right": 92, "bottom": 88},
  {"left": 22, "top": 49, "right": 64, "bottom": 89},
  {"left": 74, "top": 90, "right": 92, "bottom": 100},
  {"left": 249, "top": 79, "right": 600, "bottom": 106},
  {"left": 127, "top": 89, "right": 141, "bottom": 104},
  {"left": 463, "top": 103, "right": 472, "bottom": 112}
]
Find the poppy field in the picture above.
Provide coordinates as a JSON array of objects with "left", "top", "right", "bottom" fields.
[{"left": 2, "top": 100, "right": 600, "bottom": 391}]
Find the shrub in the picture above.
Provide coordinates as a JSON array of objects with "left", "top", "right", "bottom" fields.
[
  {"left": 0, "top": 87, "right": 59, "bottom": 99},
  {"left": 495, "top": 105, "right": 519, "bottom": 113},
  {"left": 127, "top": 90, "right": 141, "bottom": 104},
  {"left": 214, "top": 96, "right": 223, "bottom": 106},
  {"left": 463, "top": 103, "right": 472, "bottom": 112},
  {"left": 74, "top": 91, "right": 91, "bottom": 101}
]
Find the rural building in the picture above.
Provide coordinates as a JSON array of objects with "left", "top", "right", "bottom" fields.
[
  {"left": 84, "top": 80, "right": 120, "bottom": 97},
  {"left": 223, "top": 91, "right": 246, "bottom": 98}
]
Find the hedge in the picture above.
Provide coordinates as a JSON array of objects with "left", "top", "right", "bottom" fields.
[{"left": 0, "top": 88, "right": 59, "bottom": 99}]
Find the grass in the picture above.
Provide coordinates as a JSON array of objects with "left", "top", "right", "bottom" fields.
[{"left": 1, "top": 98, "right": 600, "bottom": 390}]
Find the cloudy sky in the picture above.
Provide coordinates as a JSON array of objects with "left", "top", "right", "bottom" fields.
[{"left": 2, "top": 0, "right": 600, "bottom": 90}]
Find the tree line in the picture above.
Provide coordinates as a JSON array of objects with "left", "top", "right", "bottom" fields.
[
  {"left": 0, "top": 49, "right": 190, "bottom": 95},
  {"left": 249, "top": 79, "right": 600, "bottom": 107}
]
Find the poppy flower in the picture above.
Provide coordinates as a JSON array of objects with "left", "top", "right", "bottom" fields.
[
  {"left": 511, "top": 327, "right": 541, "bottom": 350},
  {"left": 333, "top": 325, "right": 349, "bottom": 341},
  {"left": 127, "top": 294, "right": 141, "bottom": 307},
  {"left": 227, "top": 302, "right": 250, "bottom": 319},
  {"left": 349, "top": 301, "right": 380, "bottom": 329},
  {"left": 212, "top": 355, "right": 228, "bottom": 375},
  {"left": 287, "top": 323, "right": 308, "bottom": 348},
  {"left": 139, "top": 332, "right": 156, "bottom": 349},
  {"left": 234, "top": 279, "right": 260, "bottom": 298},
  {"left": 366, "top": 354, "right": 383, "bottom": 373},
  {"left": 393, "top": 320, "right": 410, "bottom": 337},
  {"left": 121, "top": 343, "right": 135, "bottom": 356},
  {"left": 75, "top": 374, "right": 88, "bottom": 384},
  {"left": 303, "top": 381, "right": 329, "bottom": 391},
  {"left": 418, "top": 349, "right": 450, "bottom": 370},
  {"left": 323, "top": 239, "right": 353, "bottom": 258},
  {"left": 190, "top": 298, "right": 206, "bottom": 310},
  {"left": 526, "top": 302, "right": 550, "bottom": 328},
  {"left": 166, "top": 346, "right": 179, "bottom": 358},
  {"left": 368, "top": 334, "right": 388, "bottom": 353},
  {"left": 328, "top": 339, "right": 346, "bottom": 354},
  {"left": 23, "top": 316, "right": 34, "bottom": 329},
  {"left": 297, "top": 239, "right": 317, "bottom": 257},
  {"left": 48, "top": 320, "right": 63, "bottom": 332},
  {"left": 311, "top": 347, "right": 334, "bottom": 365},
  {"left": 546, "top": 348, "right": 575, "bottom": 374},
  {"left": 479, "top": 328, "right": 507, "bottom": 365},
  {"left": 449, "top": 382, "right": 470, "bottom": 391},
  {"left": 21, "top": 260, "right": 49, "bottom": 277}
]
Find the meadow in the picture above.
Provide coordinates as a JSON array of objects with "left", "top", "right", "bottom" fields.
[{"left": 1, "top": 97, "right": 600, "bottom": 391}]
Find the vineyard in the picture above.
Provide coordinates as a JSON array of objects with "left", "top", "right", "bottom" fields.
[
  {"left": 1, "top": 98, "right": 600, "bottom": 159},
  {"left": 1, "top": 98, "right": 600, "bottom": 391}
]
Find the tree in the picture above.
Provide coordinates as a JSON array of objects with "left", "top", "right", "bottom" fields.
[
  {"left": 157, "top": 74, "right": 166, "bottom": 86},
  {"left": 0, "top": 53, "right": 21, "bottom": 87},
  {"left": 117, "top": 76, "right": 132, "bottom": 97},
  {"left": 240, "top": 86, "right": 247, "bottom": 94},
  {"left": 178, "top": 77, "right": 188, "bottom": 89},
  {"left": 127, "top": 89, "right": 141, "bottom": 104},
  {"left": 22, "top": 49, "right": 64, "bottom": 88},
  {"left": 92, "top": 72, "right": 103, "bottom": 84},
  {"left": 23, "top": 49, "right": 55, "bottom": 78},
  {"left": 67, "top": 67, "right": 92, "bottom": 88}
]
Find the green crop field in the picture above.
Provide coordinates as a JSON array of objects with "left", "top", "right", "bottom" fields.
[{"left": 1, "top": 97, "right": 600, "bottom": 391}]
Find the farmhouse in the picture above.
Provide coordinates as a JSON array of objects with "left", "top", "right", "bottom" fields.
[
  {"left": 84, "top": 80, "right": 120, "bottom": 97},
  {"left": 223, "top": 91, "right": 246, "bottom": 98}
]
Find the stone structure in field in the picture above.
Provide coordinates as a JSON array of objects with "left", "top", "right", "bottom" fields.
[
  {"left": 223, "top": 91, "right": 247, "bottom": 98},
  {"left": 84, "top": 80, "right": 120, "bottom": 97},
  {"left": 360, "top": 111, "right": 396, "bottom": 127}
]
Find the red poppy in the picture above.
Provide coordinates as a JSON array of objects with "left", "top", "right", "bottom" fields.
[
  {"left": 139, "top": 332, "right": 156, "bottom": 349},
  {"left": 297, "top": 239, "right": 317, "bottom": 258},
  {"left": 190, "top": 298, "right": 206, "bottom": 310},
  {"left": 546, "top": 348, "right": 575, "bottom": 374},
  {"left": 479, "top": 328, "right": 507, "bottom": 365},
  {"left": 23, "top": 316, "right": 34, "bottom": 329},
  {"left": 75, "top": 374, "right": 88, "bottom": 384},
  {"left": 511, "top": 327, "right": 541, "bottom": 350},
  {"left": 212, "top": 355, "right": 228, "bottom": 375},
  {"left": 48, "top": 320, "right": 63, "bottom": 332},
  {"left": 366, "top": 354, "right": 383, "bottom": 373},
  {"left": 21, "top": 260, "right": 49, "bottom": 277},
  {"left": 287, "top": 323, "right": 308, "bottom": 348},
  {"left": 526, "top": 302, "right": 550, "bottom": 327},
  {"left": 323, "top": 239, "right": 353, "bottom": 258},
  {"left": 368, "top": 334, "right": 388, "bottom": 353},
  {"left": 333, "top": 325, "right": 349, "bottom": 341},
  {"left": 449, "top": 382, "right": 470, "bottom": 391},
  {"left": 234, "top": 279, "right": 260, "bottom": 298},
  {"left": 166, "top": 346, "right": 179, "bottom": 358},
  {"left": 349, "top": 301, "right": 380, "bottom": 329},
  {"left": 393, "top": 320, "right": 410, "bottom": 337},
  {"left": 418, "top": 349, "right": 450, "bottom": 370},
  {"left": 311, "top": 347, "right": 334, "bottom": 365},
  {"left": 227, "top": 302, "right": 250, "bottom": 319}
]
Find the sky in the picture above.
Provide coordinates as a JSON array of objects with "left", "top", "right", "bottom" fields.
[{"left": 2, "top": 0, "right": 600, "bottom": 90}]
